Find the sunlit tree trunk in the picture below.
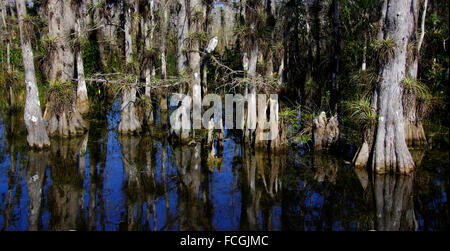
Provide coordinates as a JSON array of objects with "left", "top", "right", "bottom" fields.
[
  {"left": 355, "top": 0, "right": 416, "bottom": 174},
  {"left": 118, "top": 0, "right": 141, "bottom": 134},
  {"left": 144, "top": 0, "right": 155, "bottom": 125},
  {"left": 2, "top": 0, "right": 13, "bottom": 110},
  {"left": 43, "top": 0, "right": 87, "bottom": 137},
  {"left": 201, "top": 0, "right": 212, "bottom": 96},
  {"left": 245, "top": 46, "right": 258, "bottom": 140},
  {"left": 187, "top": 0, "right": 204, "bottom": 141},
  {"left": 1, "top": 0, "right": 10, "bottom": 73},
  {"left": 177, "top": 0, "right": 188, "bottom": 77},
  {"left": 75, "top": 1, "right": 89, "bottom": 115},
  {"left": 16, "top": 0, "right": 50, "bottom": 148},
  {"left": 160, "top": 0, "right": 169, "bottom": 80},
  {"left": 246, "top": 1, "right": 261, "bottom": 140},
  {"left": 403, "top": 0, "right": 428, "bottom": 146},
  {"left": 159, "top": 0, "right": 169, "bottom": 111}
]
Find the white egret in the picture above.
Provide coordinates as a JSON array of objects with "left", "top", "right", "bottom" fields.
[{"left": 206, "top": 36, "right": 218, "bottom": 53}]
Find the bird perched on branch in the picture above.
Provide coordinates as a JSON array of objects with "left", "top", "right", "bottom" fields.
[
  {"left": 206, "top": 36, "right": 218, "bottom": 53},
  {"left": 242, "top": 52, "right": 249, "bottom": 78}
]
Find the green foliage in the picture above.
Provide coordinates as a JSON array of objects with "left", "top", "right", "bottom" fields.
[
  {"left": 185, "top": 31, "right": 208, "bottom": 49},
  {"left": 82, "top": 39, "right": 101, "bottom": 77},
  {"left": 104, "top": 53, "right": 124, "bottom": 73},
  {"left": 348, "top": 69, "right": 377, "bottom": 97},
  {"left": 402, "top": 78, "right": 431, "bottom": 100},
  {"left": 371, "top": 37, "right": 397, "bottom": 63},
  {"left": 280, "top": 104, "right": 317, "bottom": 145},
  {"left": 346, "top": 96, "right": 376, "bottom": 128},
  {"left": 46, "top": 81, "right": 76, "bottom": 115}
]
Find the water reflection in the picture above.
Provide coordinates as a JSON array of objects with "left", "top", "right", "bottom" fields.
[
  {"left": 0, "top": 111, "right": 448, "bottom": 231},
  {"left": 373, "top": 175, "right": 416, "bottom": 231},
  {"left": 47, "top": 136, "right": 87, "bottom": 230},
  {"left": 26, "top": 150, "right": 47, "bottom": 231}
]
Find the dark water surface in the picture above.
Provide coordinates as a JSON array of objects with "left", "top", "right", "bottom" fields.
[{"left": 0, "top": 99, "right": 448, "bottom": 231}]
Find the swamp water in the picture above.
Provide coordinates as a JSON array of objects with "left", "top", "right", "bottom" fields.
[{"left": 0, "top": 98, "right": 448, "bottom": 231}]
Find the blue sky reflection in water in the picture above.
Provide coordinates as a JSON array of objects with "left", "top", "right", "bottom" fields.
[{"left": 0, "top": 98, "right": 448, "bottom": 231}]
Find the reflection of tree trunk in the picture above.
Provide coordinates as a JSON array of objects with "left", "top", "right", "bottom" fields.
[
  {"left": 313, "top": 153, "right": 339, "bottom": 184},
  {"left": 26, "top": 150, "right": 48, "bottom": 231},
  {"left": 409, "top": 149, "right": 426, "bottom": 168},
  {"left": 240, "top": 147, "right": 260, "bottom": 230},
  {"left": 2, "top": 145, "right": 19, "bottom": 230},
  {"left": 48, "top": 136, "right": 87, "bottom": 230},
  {"left": 176, "top": 144, "right": 202, "bottom": 230},
  {"left": 119, "top": 135, "right": 141, "bottom": 231},
  {"left": 86, "top": 127, "right": 108, "bottom": 230},
  {"left": 373, "top": 175, "right": 416, "bottom": 231}
]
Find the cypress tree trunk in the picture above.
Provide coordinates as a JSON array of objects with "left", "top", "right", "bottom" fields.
[
  {"left": 244, "top": 1, "right": 261, "bottom": 142},
  {"left": 1, "top": 0, "right": 10, "bottom": 73},
  {"left": 160, "top": 0, "right": 169, "bottom": 80},
  {"left": 245, "top": 46, "right": 258, "bottom": 140},
  {"left": 177, "top": 0, "right": 188, "bottom": 76},
  {"left": 188, "top": 0, "right": 204, "bottom": 140},
  {"left": 355, "top": 0, "right": 416, "bottom": 174},
  {"left": 118, "top": 0, "right": 141, "bottom": 134},
  {"left": 16, "top": 0, "right": 50, "bottom": 148},
  {"left": 159, "top": 0, "right": 169, "bottom": 111},
  {"left": 143, "top": 0, "right": 155, "bottom": 125},
  {"left": 330, "top": 0, "right": 341, "bottom": 112},
  {"left": 43, "top": 0, "right": 87, "bottom": 137},
  {"left": 403, "top": 0, "right": 428, "bottom": 146},
  {"left": 305, "top": 0, "right": 313, "bottom": 82},
  {"left": 75, "top": 2, "right": 89, "bottom": 115}
]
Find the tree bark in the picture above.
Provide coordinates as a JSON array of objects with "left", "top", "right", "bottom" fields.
[
  {"left": 43, "top": 0, "right": 87, "bottom": 137},
  {"left": 355, "top": 0, "right": 416, "bottom": 174},
  {"left": 75, "top": 2, "right": 89, "bottom": 115},
  {"left": 177, "top": 0, "right": 188, "bottom": 76},
  {"left": 144, "top": 0, "right": 155, "bottom": 125},
  {"left": 305, "top": 0, "right": 313, "bottom": 82},
  {"left": 16, "top": 0, "right": 50, "bottom": 148},
  {"left": 1, "top": 0, "right": 11, "bottom": 73},
  {"left": 160, "top": 0, "right": 169, "bottom": 80},
  {"left": 119, "top": 0, "right": 141, "bottom": 134},
  {"left": 330, "top": 0, "right": 341, "bottom": 112},
  {"left": 188, "top": 0, "right": 204, "bottom": 137},
  {"left": 403, "top": 0, "right": 428, "bottom": 146}
]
